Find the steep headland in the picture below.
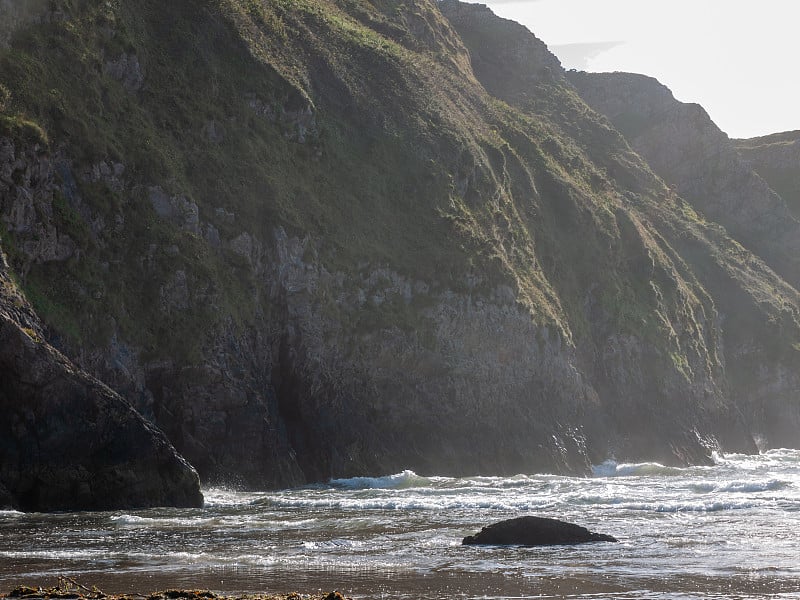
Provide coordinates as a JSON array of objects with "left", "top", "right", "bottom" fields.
[
  {"left": 0, "top": 0, "right": 798, "bottom": 507},
  {"left": 735, "top": 130, "right": 800, "bottom": 219},
  {"left": 567, "top": 71, "right": 800, "bottom": 289},
  {"left": 439, "top": 2, "right": 800, "bottom": 453}
]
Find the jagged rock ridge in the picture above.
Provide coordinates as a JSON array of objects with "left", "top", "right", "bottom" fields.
[{"left": 734, "top": 130, "right": 800, "bottom": 219}]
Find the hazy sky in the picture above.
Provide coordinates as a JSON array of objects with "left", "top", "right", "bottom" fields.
[{"left": 464, "top": 0, "right": 800, "bottom": 139}]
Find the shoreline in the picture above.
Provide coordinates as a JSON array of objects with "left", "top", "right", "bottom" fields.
[{"left": 3, "top": 583, "right": 352, "bottom": 600}]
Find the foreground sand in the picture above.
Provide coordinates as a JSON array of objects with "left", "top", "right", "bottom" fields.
[{"left": 3, "top": 582, "right": 351, "bottom": 600}]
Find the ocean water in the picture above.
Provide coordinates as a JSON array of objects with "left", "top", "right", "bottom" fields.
[{"left": 1, "top": 450, "right": 799, "bottom": 599}]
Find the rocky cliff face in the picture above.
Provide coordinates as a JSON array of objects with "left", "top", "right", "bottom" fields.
[
  {"left": 451, "top": 0, "right": 800, "bottom": 448},
  {"left": 566, "top": 71, "right": 800, "bottom": 448},
  {"left": 1, "top": 0, "right": 799, "bottom": 507}
]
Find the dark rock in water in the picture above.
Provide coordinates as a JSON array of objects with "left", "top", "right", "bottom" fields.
[{"left": 462, "top": 516, "right": 617, "bottom": 546}]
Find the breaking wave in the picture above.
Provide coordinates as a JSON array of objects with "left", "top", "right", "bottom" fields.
[{"left": 591, "top": 460, "right": 688, "bottom": 478}]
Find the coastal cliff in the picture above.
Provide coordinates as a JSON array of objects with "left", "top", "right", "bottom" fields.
[
  {"left": 1, "top": 0, "right": 798, "bottom": 509},
  {"left": 566, "top": 70, "right": 800, "bottom": 447}
]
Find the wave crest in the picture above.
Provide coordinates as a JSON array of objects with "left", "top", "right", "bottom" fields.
[
  {"left": 591, "top": 460, "right": 685, "bottom": 478},
  {"left": 329, "top": 470, "right": 431, "bottom": 490},
  {"left": 690, "top": 479, "right": 789, "bottom": 494}
]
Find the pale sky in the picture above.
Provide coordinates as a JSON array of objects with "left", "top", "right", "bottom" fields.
[{"left": 463, "top": 0, "right": 800, "bottom": 139}]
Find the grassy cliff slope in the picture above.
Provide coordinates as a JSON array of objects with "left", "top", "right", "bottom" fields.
[{"left": 735, "top": 130, "right": 800, "bottom": 219}]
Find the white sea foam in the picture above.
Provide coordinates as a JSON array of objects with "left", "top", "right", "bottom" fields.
[
  {"left": 111, "top": 514, "right": 153, "bottom": 525},
  {"left": 445, "top": 474, "right": 539, "bottom": 489},
  {"left": 0, "top": 549, "right": 113, "bottom": 560},
  {"left": 763, "top": 447, "right": 800, "bottom": 459},
  {"left": 716, "top": 449, "right": 800, "bottom": 470},
  {"left": 614, "top": 499, "right": 762, "bottom": 512},
  {"left": 111, "top": 512, "right": 318, "bottom": 532},
  {"left": 202, "top": 487, "right": 267, "bottom": 508},
  {"left": 301, "top": 539, "right": 364, "bottom": 550},
  {"left": 111, "top": 513, "right": 214, "bottom": 528},
  {"left": 690, "top": 479, "right": 789, "bottom": 494},
  {"left": 265, "top": 492, "right": 557, "bottom": 512}
]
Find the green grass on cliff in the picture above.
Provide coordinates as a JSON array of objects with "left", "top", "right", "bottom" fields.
[
  {"left": 2, "top": 0, "right": 799, "bottom": 390},
  {"left": 0, "top": 0, "right": 690, "bottom": 356},
  {"left": 0, "top": 114, "right": 48, "bottom": 146},
  {"left": 0, "top": 0, "right": 544, "bottom": 357}
]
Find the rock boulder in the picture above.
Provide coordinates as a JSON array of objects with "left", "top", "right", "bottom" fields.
[
  {"left": 462, "top": 516, "right": 617, "bottom": 546},
  {"left": 0, "top": 254, "right": 204, "bottom": 512}
]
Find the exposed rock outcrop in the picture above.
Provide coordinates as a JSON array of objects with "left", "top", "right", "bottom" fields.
[
  {"left": 0, "top": 0, "right": 50, "bottom": 48},
  {"left": 103, "top": 53, "right": 144, "bottom": 93},
  {"left": 437, "top": 0, "right": 563, "bottom": 98},
  {"left": 0, "top": 249, "right": 203, "bottom": 512},
  {"left": 463, "top": 516, "right": 617, "bottom": 546},
  {"left": 0, "top": 139, "right": 76, "bottom": 275}
]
